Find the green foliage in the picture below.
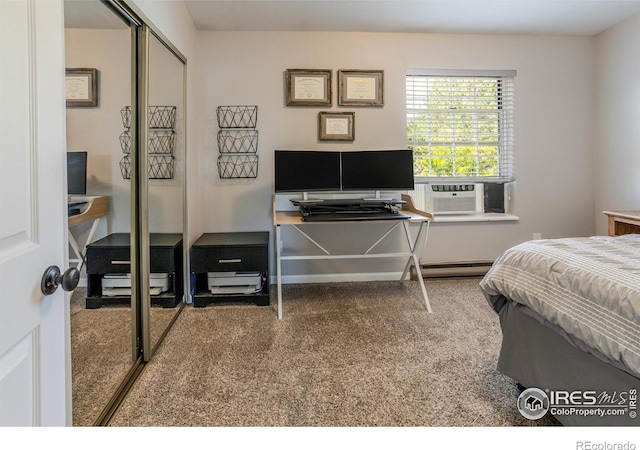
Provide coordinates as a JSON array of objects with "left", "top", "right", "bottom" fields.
[{"left": 407, "top": 77, "right": 503, "bottom": 178}]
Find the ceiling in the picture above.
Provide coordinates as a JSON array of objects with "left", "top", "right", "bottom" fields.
[
  {"left": 183, "top": 0, "right": 640, "bottom": 36},
  {"left": 64, "top": 0, "right": 640, "bottom": 36}
]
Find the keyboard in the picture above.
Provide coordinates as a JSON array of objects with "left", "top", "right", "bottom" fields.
[
  {"left": 68, "top": 201, "right": 87, "bottom": 216},
  {"left": 301, "top": 211, "right": 410, "bottom": 222},
  {"left": 291, "top": 198, "right": 406, "bottom": 207}
]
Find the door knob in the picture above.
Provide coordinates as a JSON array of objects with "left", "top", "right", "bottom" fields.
[{"left": 41, "top": 265, "right": 80, "bottom": 295}]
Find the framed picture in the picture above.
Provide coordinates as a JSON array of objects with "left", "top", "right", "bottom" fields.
[
  {"left": 338, "top": 69, "right": 384, "bottom": 106},
  {"left": 319, "top": 112, "right": 355, "bottom": 141},
  {"left": 285, "top": 69, "right": 332, "bottom": 106},
  {"left": 65, "top": 68, "right": 99, "bottom": 107}
]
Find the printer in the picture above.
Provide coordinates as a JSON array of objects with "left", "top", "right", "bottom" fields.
[
  {"left": 102, "top": 273, "right": 170, "bottom": 296},
  {"left": 207, "top": 272, "right": 264, "bottom": 295}
]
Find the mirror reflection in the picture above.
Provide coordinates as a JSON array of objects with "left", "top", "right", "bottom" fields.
[
  {"left": 64, "top": 0, "right": 187, "bottom": 426},
  {"left": 64, "top": 0, "right": 133, "bottom": 426},
  {"left": 147, "top": 31, "right": 185, "bottom": 353}
]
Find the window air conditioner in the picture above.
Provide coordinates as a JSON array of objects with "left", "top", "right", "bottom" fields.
[{"left": 425, "top": 183, "right": 484, "bottom": 214}]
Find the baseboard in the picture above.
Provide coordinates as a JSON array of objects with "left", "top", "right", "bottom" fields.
[
  {"left": 270, "top": 261, "right": 494, "bottom": 285},
  {"left": 270, "top": 272, "right": 405, "bottom": 285}
]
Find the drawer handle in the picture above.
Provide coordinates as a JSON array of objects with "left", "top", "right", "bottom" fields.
[
  {"left": 111, "top": 260, "right": 131, "bottom": 265},
  {"left": 219, "top": 258, "right": 241, "bottom": 264}
]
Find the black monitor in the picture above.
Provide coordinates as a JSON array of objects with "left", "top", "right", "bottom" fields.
[
  {"left": 274, "top": 150, "right": 341, "bottom": 193},
  {"left": 341, "top": 149, "right": 414, "bottom": 191},
  {"left": 67, "top": 151, "right": 87, "bottom": 195}
]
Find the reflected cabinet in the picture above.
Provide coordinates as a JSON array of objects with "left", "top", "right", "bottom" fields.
[{"left": 85, "top": 233, "right": 183, "bottom": 309}]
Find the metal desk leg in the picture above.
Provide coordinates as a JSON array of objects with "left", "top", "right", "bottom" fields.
[
  {"left": 68, "top": 217, "right": 102, "bottom": 271},
  {"left": 68, "top": 230, "right": 83, "bottom": 265},
  {"left": 401, "top": 221, "right": 432, "bottom": 313},
  {"left": 276, "top": 224, "right": 283, "bottom": 319}
]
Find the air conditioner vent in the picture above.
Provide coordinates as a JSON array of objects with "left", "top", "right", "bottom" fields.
[{"left": 425, "top": 183, "right": 483, "bottom": 214}]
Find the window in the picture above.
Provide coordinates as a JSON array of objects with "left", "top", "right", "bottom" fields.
[{"left": 406, "top": 69, "right": 516, "bottom": 182}]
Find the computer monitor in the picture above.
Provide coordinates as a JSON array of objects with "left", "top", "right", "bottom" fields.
[
  {"left": 340, "top": 149, "right": 415, "bottom": 192},
  {"left": 67, "top": 151, "right": 87, "bottom": 195},
  {"left": 274, "top": 150, "right": 341, "bottom": 193}
]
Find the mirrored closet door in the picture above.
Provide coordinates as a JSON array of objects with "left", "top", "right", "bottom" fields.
[
  {"left": 64, "top": 0, "right": 187, "bottom": 426},
  {"left": 143, "top": 28, "right": 187, "bottom": 358},
  {"left": 65, "top": 0, "right": 137, "bottom": 426}
]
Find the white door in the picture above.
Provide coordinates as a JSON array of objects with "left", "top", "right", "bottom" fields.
[{"left": 0, "top": 0, "right": 70, "bottom": 426}]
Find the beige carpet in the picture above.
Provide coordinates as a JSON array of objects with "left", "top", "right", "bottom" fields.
[
  {"left": 70, "top": 288, "right": 179, "bottom": 426},
  {"left": 107, "top": 279, "right": 559, "bottom": 427}
]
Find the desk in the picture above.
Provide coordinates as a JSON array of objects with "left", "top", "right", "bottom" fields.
[
  {"left": 603, "top": 210, "right": 640, "bottom": 236},
  {"left": 273, "top": 194, "right": 434, "bottom": 319},
  {"left": 68, "top": 195, "right": 108, "bottom": 270}
]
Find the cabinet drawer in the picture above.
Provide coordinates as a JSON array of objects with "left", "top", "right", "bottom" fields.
[
  {"left": 86, "top": 246, "right": 178, "bottom": 274},
  {"left": 86, "top": 247, "right": 131, "bottom": 274},
  {"left": 191, "top": 245, "right": 267, "bottom": 272}
]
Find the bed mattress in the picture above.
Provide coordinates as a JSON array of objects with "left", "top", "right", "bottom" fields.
[{"left": 480, "top": 234, "right": 640, "bottom": 379}]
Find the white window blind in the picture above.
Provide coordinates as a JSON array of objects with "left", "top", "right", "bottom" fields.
[{"left": 406, "top": 69, "right": 516, "bottom": 182}]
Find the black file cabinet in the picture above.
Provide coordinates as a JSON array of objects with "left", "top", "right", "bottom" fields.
[
  {"left": 190, "top": 232, "right": 270, "bottom": 307},
  {"left": 85, "top": 233, "right": 183, "bottom": 309}
]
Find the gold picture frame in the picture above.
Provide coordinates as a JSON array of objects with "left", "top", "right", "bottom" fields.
[
  {"left": 338, "top": 69, "right": 384, "bottom": 106},
  {"left": 285, "top": 69, "right": 332, "bottom": 106},
  {"left": 65, "top": 68, "right": 99, "bottom": 107},
  {"left": 319, "top": 111, "right": 355, "bottom": 141}
]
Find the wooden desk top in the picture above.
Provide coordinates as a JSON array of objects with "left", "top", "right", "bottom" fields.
[
  {"left": 273, "top": 194, "right": 434, "bottom": 225},
  {"left": 68, "top": 195, "right": 108, "bottom": 227}
]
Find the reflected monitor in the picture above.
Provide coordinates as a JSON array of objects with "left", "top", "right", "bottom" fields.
[{"left": 67, "top": 151, "right": 87, "bottom": 195}]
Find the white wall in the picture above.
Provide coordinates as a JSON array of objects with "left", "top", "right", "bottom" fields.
[
  {"left": 197, "top": 31, "right": 596, "bottom": 279},
  {"left": 63, "top": 3, "right": 640, "bottom": 282},
  {"left": 594, "top": 13, "right": 640, "bottom": 235}
]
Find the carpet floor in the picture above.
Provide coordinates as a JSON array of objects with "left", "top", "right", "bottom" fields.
[
  {"left": 107, "top": 279, "right": 559, "bottom": 427},
  {"left": 70, "top": 288, "right": 179, "bottom": 426}
]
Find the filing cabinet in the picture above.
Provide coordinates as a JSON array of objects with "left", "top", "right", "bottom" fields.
[
  {"left": 85, "top": 233, "right": 183, "bottom": 309},
  {"left": 190, "top": 232, "right": 270, "bottom": 307}
]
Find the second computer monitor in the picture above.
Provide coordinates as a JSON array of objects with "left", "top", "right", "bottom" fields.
[{"left": 341, "top": 149, "right": 414, "bottom": 191}]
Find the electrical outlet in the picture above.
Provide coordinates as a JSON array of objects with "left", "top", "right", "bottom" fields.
[{"left": 533, "top": 233, "right": 542, "bottom": 240}]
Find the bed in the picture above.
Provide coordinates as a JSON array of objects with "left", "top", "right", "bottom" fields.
[{"left": 479, "top": 234, "right": 640, "bottom": 426}]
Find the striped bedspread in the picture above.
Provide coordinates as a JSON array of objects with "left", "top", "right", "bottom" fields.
[{"left": 480, "top": 235, "right": 640, "bottom": 378}]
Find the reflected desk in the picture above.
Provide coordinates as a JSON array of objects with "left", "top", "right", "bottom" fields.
[
  {"left": 273, "top": 194, "right": 434, "bottom": 319},
  {"left": 68, "top": 195, "right": 108, "bottom": 271}
]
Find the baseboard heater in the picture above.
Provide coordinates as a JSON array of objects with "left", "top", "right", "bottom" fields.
[{"left": 414, "top": 260, "right": 495, "bottom": 278}]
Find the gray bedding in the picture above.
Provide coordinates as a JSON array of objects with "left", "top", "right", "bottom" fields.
[
  {"left": 494, "top": 298, "right": 639, "bottom": 426},
  {"left": 480, "top": 234, "right": 640, "bottom": 379}
]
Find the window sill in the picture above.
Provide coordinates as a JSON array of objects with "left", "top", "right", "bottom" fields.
[{"left": 432, "top": 212, "right": 519, "bottom": 223}]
